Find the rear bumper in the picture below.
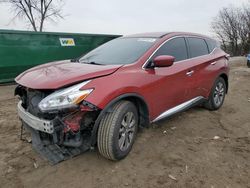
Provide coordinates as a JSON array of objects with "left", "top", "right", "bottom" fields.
[{"left": 17, "top": 101, "right": 54, "bottom": 134}]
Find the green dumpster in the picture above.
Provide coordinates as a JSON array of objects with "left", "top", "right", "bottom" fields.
[{"left": 0, "top": 30, "right": 120, "bottom": 83}]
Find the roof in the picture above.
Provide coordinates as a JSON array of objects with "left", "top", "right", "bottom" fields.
[
  {"left": 124, "top": 32, "right": 212, "bottom": 39},
  {"left": 124, "top": 32, "right": 171, "bottom": 38}
]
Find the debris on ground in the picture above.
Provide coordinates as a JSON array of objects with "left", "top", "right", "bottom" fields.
[
  {"left": 124, "top": 183, "right": 129, "bottom": 186},
  {"left": 33, "top": 162, "right": 38, "bottom": 169},
  {"left": 213, "top": 136, "right": 220, "bottom": 140},
  {"left": 7, "top": 166, "right": 14, "bottom": 173},
  {"left": 185, "top": 165, "right": 188, "bottom": 173},
  {"left": 168, "top": 174, "right": 177, "bottom": 181}
]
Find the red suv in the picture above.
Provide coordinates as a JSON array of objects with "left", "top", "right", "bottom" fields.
[{"left": 15, "top": 32, "right": 229, "bottom": 164}]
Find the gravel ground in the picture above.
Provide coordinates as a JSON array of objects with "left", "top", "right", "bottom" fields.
[{"left": 0, "top": 57, "right": 249, "bottom": 188}]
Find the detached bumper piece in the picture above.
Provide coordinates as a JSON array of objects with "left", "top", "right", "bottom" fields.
[
  {"left": 17, "top": 101, "right": 92, "bottom": 165},
  {"left": 23, "top": 123, "right": 90, "bottom": 165}
]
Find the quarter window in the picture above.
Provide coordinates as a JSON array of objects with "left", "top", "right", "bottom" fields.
[
  {"left": 187, "top": 37, "right": 209, "bottom": 58},
  {"left": 206, "top": 39, "right": 216, "bottom": 52},
  {"left": 152, "top": 37, "right": 188, "bottom": 62},
  {"left": 206, "top": 39, "right": 220, "bottom": 53}
]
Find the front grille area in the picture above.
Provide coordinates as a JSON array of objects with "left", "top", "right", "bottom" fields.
[
  {"left": 15, "top": 85, "right": 56, "bottom": 120},
  {"left": 26, "top": 89, "right": 47, "bottom": 115}
]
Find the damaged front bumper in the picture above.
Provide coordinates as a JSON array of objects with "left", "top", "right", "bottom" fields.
[
  {"left": 17, "top": 101, "right": 54, "bottom": 134},
  {"left": 17, "top": 101, "right": 97, "bottom": 165}
]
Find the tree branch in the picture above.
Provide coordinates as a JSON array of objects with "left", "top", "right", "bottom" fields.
[{"left": 0, "top": 0, "right": 65, "bottom": 32}]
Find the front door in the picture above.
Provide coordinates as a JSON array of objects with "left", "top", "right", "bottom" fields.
[{"left": 144, "top": 37, "right": 192, "bottom": 119}]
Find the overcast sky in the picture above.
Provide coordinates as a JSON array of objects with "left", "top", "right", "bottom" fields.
[{"left": 0, "top": 0, "right": 248, "bottom": 37}]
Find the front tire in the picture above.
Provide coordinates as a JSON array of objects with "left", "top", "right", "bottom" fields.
[
  {"left": 97, "top": 100, "right": 138, "bottom": 160},
  {"left": 204, "top": 77, "right": 226, "bottom": 111}
]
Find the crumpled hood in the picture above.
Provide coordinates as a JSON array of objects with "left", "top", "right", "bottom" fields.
[{"left": 15, "top": 60, "right": 123, "bottom": 89}]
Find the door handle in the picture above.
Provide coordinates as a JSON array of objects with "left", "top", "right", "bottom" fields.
[
  {"left": 186, "top": 70, "right": 194, "bottom": 76},
  {"left": 211, "top": 62, "right": 217, "bottom": 65}
]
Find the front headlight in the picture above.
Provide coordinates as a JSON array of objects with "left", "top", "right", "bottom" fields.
[{"left": 38, "top": 81, "right": 93, "bottom": 111}]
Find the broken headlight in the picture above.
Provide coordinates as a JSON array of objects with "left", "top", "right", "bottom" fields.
[{"left": 38, "top": 81, "right": 93, "bottom": 111}]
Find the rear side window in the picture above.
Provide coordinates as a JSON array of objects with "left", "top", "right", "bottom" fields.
[
  {"left": 187, "top": 37, "right": 209, "bottom": 58},
  {"left": 206, "top": 39, "right": 219, "bottom": 52},
  {"left": 152, "top": 37, "right": 188, "bottom": 62}
]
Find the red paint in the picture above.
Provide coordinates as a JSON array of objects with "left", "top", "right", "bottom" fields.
[
  {"left": 63, "top": 112, "right": 84, "bottom": 133},
  {"left": 15, "top": 32, "right": 229, "bottom": 122},
  {"left": 154, "top": 55, "right": 175, "bottom": 67},
  {"left": 15, "top": 60, "right": 122, "bottom": 89}
]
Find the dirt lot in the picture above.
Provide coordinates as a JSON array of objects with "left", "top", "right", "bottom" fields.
[{"left": 0, "top": 57, "right": 249, "bottom": 188}]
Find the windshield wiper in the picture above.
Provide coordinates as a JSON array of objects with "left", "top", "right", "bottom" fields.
[
  {"left": 80, "top": 61, "right": 103, "bottom": 65},
  {"left": 71, "top": 58, "right": 79, "bottom": 63}
]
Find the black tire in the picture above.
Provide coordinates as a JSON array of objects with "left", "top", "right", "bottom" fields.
[
  {"left": 247, "top": 60, "right": 250, "bottom": 68},
  {"left": 204, "top": 77, "right": 226, "bottom": 111},
  {"left": 97, "top": 100, "right": 138, "bottom": 160}
]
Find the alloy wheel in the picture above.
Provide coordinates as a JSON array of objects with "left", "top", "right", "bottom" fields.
[
  {"left": 118, "top": 112, "right": 136, "bottom": 151},
  {"left": 213, "top": 81, "right": 225, "bottom": 107}
]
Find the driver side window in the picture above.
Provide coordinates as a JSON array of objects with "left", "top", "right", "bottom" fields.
[{"left": 152, "top": 37, "right": 188, "bottom": 62}]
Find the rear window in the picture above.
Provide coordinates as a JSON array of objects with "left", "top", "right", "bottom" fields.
[{"left": 187, "top": 37, "right": 209, "bottom": 58}]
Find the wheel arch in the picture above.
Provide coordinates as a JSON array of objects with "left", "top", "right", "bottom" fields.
[
  {"left": 219, "top": 73, "right": 228, "bottom": 93},
  {"left": 120, "top": 95, "right": 150, "bottom": 128},
  {"left": 90, "top": 93, "right": 150, "bottom": 146}
]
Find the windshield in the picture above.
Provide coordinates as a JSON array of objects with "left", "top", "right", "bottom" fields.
[{"left": 79, "top": 37, "right": 157, "bottom": 65}]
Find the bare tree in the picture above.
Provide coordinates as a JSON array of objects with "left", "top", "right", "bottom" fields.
[
  {"left": 211, "top": 3, "right": 250, "bottom": 56},
  {"left": 0, "top": 0, "right": 65, "bottom": 32},
  {"left": 211, "top": 7, "right": 240, "bottom": 55},
  {"left": 241, "top": 3, "right": 250, "bottom": 54}
]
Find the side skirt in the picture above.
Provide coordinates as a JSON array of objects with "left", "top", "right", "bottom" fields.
[{"left": 152, "top": 96, "right": 205, "bottom": 123}]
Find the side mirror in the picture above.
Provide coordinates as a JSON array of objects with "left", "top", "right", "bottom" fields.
[{"left": 153, "top": 55, "right": 175, "bottom": 67}]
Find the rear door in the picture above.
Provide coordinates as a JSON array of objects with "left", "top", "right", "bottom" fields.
[{"left": 185, "top": 37, "right": 211, "bottom": 99}]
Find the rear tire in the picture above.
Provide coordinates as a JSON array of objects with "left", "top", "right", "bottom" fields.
[
  {"left": 97, "top": 100, "right": 138, "bottom": 160},
  {"left": 204, "top": 77, "right": 226, "bottom": 111}
]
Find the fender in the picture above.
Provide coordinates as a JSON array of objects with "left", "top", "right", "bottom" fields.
[
  {"left": 204, "top": 57, "right": 229, "bottom": 99},
  {"left": 203, "top": 72, "right": 229, "bottom": 102},
  {"left": 89, "top": 93, "right": 150, "bottom": 147},
  {"left": 212, "top": 71, "right": 229, "bottom": 93}
]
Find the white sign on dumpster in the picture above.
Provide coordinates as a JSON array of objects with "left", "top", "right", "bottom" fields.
[{"left": 59, "top": 38, "right": 75, "bottom": 46}]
